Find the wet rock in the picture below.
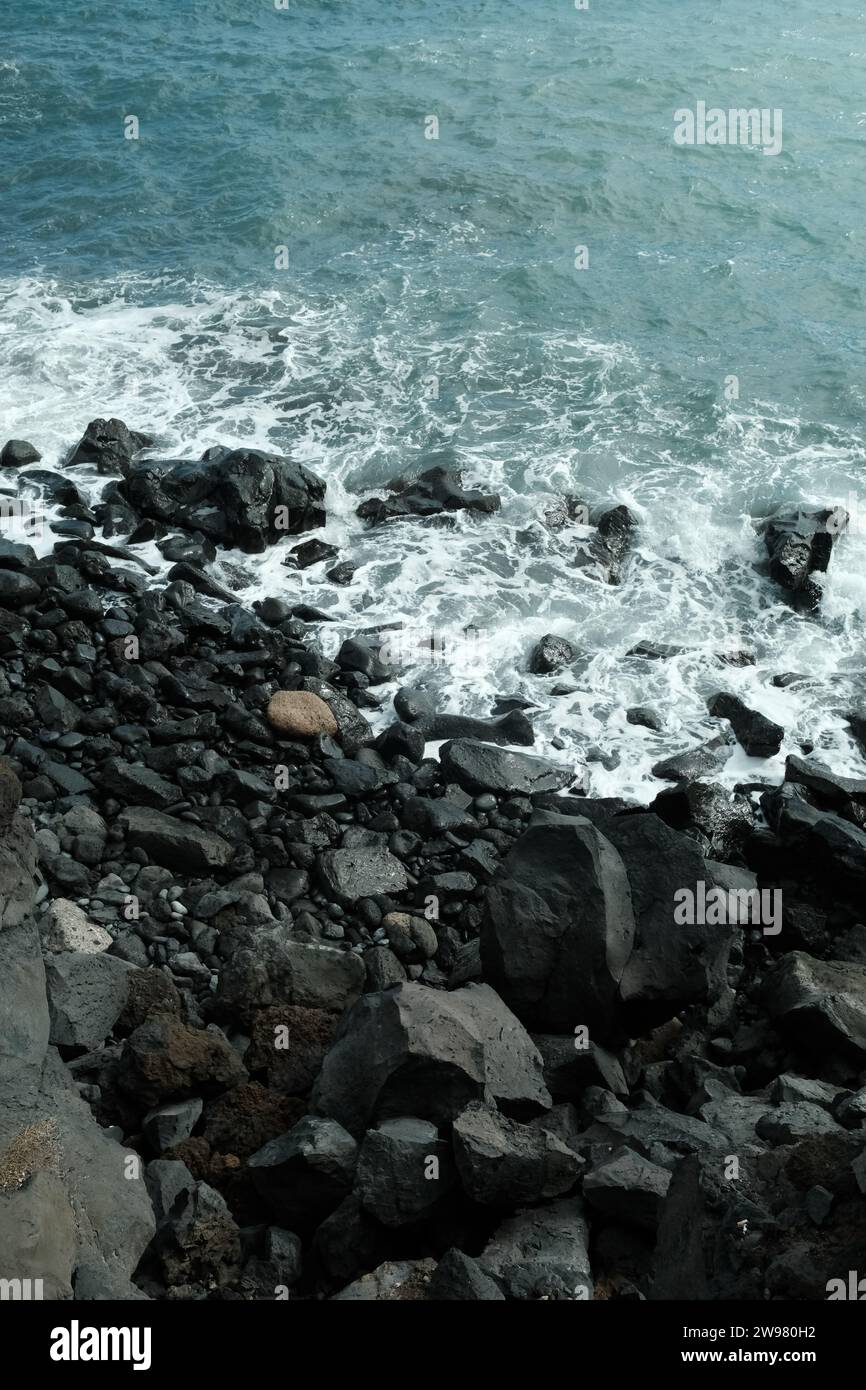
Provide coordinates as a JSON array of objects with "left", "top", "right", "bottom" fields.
[
  {"left": 758, "top": 505, "right": 847, "bottom": 611},
  {"left": 481, "top": 811, "right": 635, "bottom": 1039},
  {"left": 707, "top": 692, "right": 784, "bottom": 758},
  {"left": 652, "top": 738, "right": 731, "bottom": 783},
  {"left": 627, "top": 705, "right": 663, "bottom": 731},
  {"left": 357, "top": 466, "right": 500, "bottom": 525},
  {"left": 1, "top": 439, "right": 41, "bottom": 467},
  {"left": 68, "top": 418, "right": 153, "bottom": 475},
  {"left": 528, "top": 634, "right": 576, "bottom": 676},
  {"left": 439, "top": 739, "right": 572, "bottom": 796}
]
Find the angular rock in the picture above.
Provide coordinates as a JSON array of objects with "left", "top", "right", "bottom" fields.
[
  {"left": 583, "top": 1147, "right": 671, "bottom": 1231},
  {"left": 477, "top": 1197, "right": 593, "bottom": 1300},
  {"left": 143, "top": 1099, "right": 204, "bottom": 1153},
  {"left": 357, "top": 466, "right": 499, "bottom": 525},
  {"left": 248, "top": 1116, "right": 358, "bottom": 1229},
  {"left": 312, "top": 981, "right": 550, "bottom": 1137},
  {"left": 453, "top": 1102, "right": 582, "bottom": 1206},
  {"left": 119, "top": 806, "right": 235, "bottom": 872},
  {"left": 707, "top": 692, "right": 784, "bottom": 758},
  {"left": 41, "top": 899, "right": 112, "bottom": 955},
  {"left": 44, "top": 952, "right": 134, "bottom": 1049},
  {"left": 481, "top": 811, "right": 635, "bottom": 1039},
  {"left": 440, "top": 739, "right": 572, "bottom": 797},
  {"left": 68, "top": 417, "right": 153, "bottom": 474},
  {"left": 318, "top": 845, "right": 408, "bottom": 907},
  {"left": 216, "top": 931, "right": 364, "bottom": 1027},
  {"left": 426, "top": 1248, "right": 505, "bottom": 1301},
  {"left": 764, "top": 952, "right": 866, "bottom": 1061},
  {"left": 354, "top": 1116, "right": 455, "bottom": 1226},
  {"left": 119, "top": 1015, "right": 247, "bottom": 1104},
  {"left": 529, "top": 634, "right": 576, "bottom": 676}
]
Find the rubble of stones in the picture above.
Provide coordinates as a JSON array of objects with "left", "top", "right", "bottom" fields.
[{"left": 0, "top": 419, "right": 863, "bottom": 1303}]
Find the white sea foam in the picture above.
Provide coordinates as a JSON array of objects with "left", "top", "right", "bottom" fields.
[{"left": 2, "top": 272, "right": 865, "bottom": 805}]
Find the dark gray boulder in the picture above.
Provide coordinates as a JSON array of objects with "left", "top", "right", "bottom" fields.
[
  {"left": 1, "top": 439, "right": 41, "bottom": 467},
  {"left": 426, "top": 1249, "right": 505, "bottom": 1300},
  {"left": 440, "top": 739, "right": 572, "bottom": 796},
  {"left": 312, "top": 981, "right": 550, "bottom": 1137},
  {"left": 707, "top": 692, "right": 784, "bottom": 758},
  {"left": 44, "top": 952, "right": 135, "bottom": 1049},
  {"left": 248, "top": 1116, "right": 358, "bottom": 1230},
  {"left": 481, "top": 811, "right": 635, "bottom": 1039},
  {"left": 318, "top": 844, "right": 408, "bottom": 907},
  {"left": 357, "top": 466, "right": 499, "bottom": 524},
  {"left": 583, "top": 1146, "right": 671, "bottom": 1231},
  {"left": 354, "top": 1116, "right": 456, "bottom": 1226},
  {"left": 452, "top": 1102, "right": 583, "bottom": 1206},
  {"left": 528, "top": 634, "right": 576, "bottom": 676},
  {"left": 758, "top": 505, "right": 847, "bottom": 611},
  {"left": 67, "top": 417, "right": 153, "bottom": 474},
  {"left": 119, "top": 805, "right": 235, "bottom": 871},
  {"left": 477, "top": 1197, "right": 593, "bottom": 1300},
  {"left": 764, "top": 952, "right": 866, "bottom": 1061}
]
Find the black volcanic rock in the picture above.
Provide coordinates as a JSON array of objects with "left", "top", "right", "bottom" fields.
[
  {"left": 758, "top": 505, "right": 847, "bottom": 611},
  {"left": 707, "top": 692, "right": 784, "bottom": 758},
  {"left": 68, "top": 417, "right": 153, "bottom": 475},
  {"left": 357, "top": 466, "right": 500, "bottom": 524},
  {"left": 439, "top": 739, "right": 571, "bottom": 796}
]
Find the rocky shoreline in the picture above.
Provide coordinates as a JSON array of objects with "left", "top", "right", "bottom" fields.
[{"left": 0, "top": 420, "right": 864, "bottom": 1302}]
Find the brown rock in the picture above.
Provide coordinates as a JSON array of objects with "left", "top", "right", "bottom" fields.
[
  {"left": 118, "top": 1013, "right": 247, "bottom": 1105},
  {"left": 246, "top": 1005, "right": 338, "bottom": 1095},
  {"left": 203, "top": 1082, "right": 304, "bottom": 1158},
  {"left": 0, "top": 762, "right": 22, "bottom": 833},
  {"left": 116, "top": 969, "right": 182, "bottom": 1035},
  {"left": 266, "top": 690, "right": 338, "bottom": 738}
]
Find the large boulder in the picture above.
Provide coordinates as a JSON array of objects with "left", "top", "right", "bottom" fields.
[
  {"left": 67, "top": 417, "right": 152, "bottom": 474},
  {"left": 45, "top": 952, "right": 135, "bottom": 1049},
  {"left": 216, "top": 930, "right": 364, "bottom": 1027},
  {"left": 764, "top": 952, "right": 866, "bottom": 1062},
  {"left": 120, "top": 448, "right": 326, "bottom": 553},
  {"left": 354, "top": 1116, "right": 456, "bottom": 1227},
  {"left": 312, "top": 981, "right": 550, "bottom": 1137},
  {"left": 481, "top": 812, "right": 635, "bottom": 1040},
  {"left": 452, "top": 1102, "right": 582, "bottom": 1206},
  {"left": 119, "top": 806, "right": 235, "bottom": 872},
  {"left": 758, "top": 505, "right": 847, "bottom": 611},
  {"left": 707, "top": 692, "right": 784, "bottom": 758},
  {"left": 477, "top": 1197, "right": 593, "bottom": 1300},
  {"left": 439, "top": 740, "right": 572, "bottom": 797},
  {"left": 248, "top": 1116, "right": 358, "bottom": 1230}
]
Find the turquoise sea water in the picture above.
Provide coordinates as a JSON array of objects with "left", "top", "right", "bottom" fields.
[{"left": 3, "top": 0, "right": 866, "bottom": 798}]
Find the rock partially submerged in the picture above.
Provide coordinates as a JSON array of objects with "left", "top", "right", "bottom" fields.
[
  {"left": 758, "top": 505, "right": 847, "bottom": 611},
  {"left": 357, "top": 466, "right": 500, "bottom": 525}
]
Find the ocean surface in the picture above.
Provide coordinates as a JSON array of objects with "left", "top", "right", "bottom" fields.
[{"left": 3, "top": 0, "right": 866, "bottom": 801}]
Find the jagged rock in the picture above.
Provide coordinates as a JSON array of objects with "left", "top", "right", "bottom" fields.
[
  {"left": 354, "top": 1116, "right": 455, "bottom": 1226},
  {"left": 758, "top": 505, "right": 847, "bottom": 611},
  {"left": 439, "top": 740, "right": 572, "bottom": 797},
  {"left": 119, "top": 806, "right": 235, "bottom": 872},
  {"left": 707, "top": 692, "right": 784, "bottom": 758},
  {"left": 452, "top": 1102, "right": 582, "bottom": 1206},
  {"left": 331, "top": 1258, "right": 437, "bottom": 1300},
  {"left": 318, "top": 845, "right": 408, "bottom": 907},
  {"left": 312, "top": 981, "right": 550, "bottom": 1137},
  {"left": 583, "top": 1147, "right": 671, "bottom": 1231},
  {"left": 156, "top": 1180, "right": 240, "bottom": 1287},
  {"left": 606, "top": 813, "right": 736, "bottom": 1030},
  {"left": 528, "top": 634, "right": 576, "bottom": 676},
  {"left": 143, "top": 1100, "right": 204, "bottom": 1153},
  {"left": 426, "top": 1249, "right": 505, "bottom": 1300},
  {"left": 216, "top": 931, "right": 364, "bottom": 1028},
  {"left": 357, "top": 466, "right": 499, "bottom": 525},
  {"left": 121, "top": 448, "right": 326, "bottom": 553},
  {"left": 248, "top": 1116, "right": 358, "bottom": 1229},
  {"left": 532, "top": 1035, "right": 629, "bottom": 1099},
  {"left": 312, "top": 1194, "right": 392, "bottom": 1287},
  {"left": 44, "top": 952, "right": 135, "bottom": 1049},
  {"left": 119, "top": 1014, "right": 247, "bottom": 1104},
  {"left": 482, "top": 811, "right": 634, "bottom": 1039},
  {"left": 96, "top": 758, "right": 178, "bottom": 810},
  {"left": 477, "top": 1197, "right": 593, "bottom": 1300},
  {"left": 41, "top": 899, "right": 112, "bottom": 954},
  {"left": 652, "top": 738, "right": 731, "bottom": 783},
  {"left": 764, "top": 952, "right": 866, "bottom": 1061},
  {"left": 68, "top": 417, "right": 153, "bottom": 474}
]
